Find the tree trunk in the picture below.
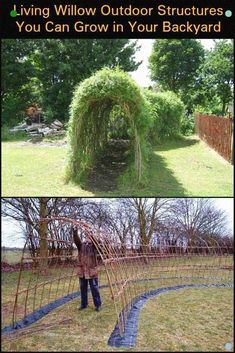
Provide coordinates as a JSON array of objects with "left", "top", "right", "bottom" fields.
[
  {"left": 39, "top": 198, "right": 49, "bottom": 273},
  {"left": 222, "top": 98, "right": 226, "bottom": 116}
]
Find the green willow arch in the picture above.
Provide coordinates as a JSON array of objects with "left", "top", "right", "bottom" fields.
[{"left": 66, "top": 67, "right": 152, "bottom": 184}]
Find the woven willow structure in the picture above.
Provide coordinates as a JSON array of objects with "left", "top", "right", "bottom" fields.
[
  {"left": 66, "top": 68, "right": 152, "bottom": 184},
  {"left": 4, "top": 217, "right": 234, "bottom": 339}
]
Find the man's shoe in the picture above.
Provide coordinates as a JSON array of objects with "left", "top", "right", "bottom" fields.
[
  {"left": 95, "top": 306, "right": 101, "bottom": 312},
  {"left": 79, "top": 306, "right": 87, "bottom": 310}
]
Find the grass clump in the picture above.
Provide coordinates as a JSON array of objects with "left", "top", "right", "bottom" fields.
[{"left": 1, "top": 125, "right": 28, "bottom": 142}]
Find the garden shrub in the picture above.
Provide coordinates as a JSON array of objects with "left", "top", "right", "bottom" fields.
[
  {"left": 180, "top": 113, "right": 195, "bottom": 136},
  {"left": 2, "top": 93, "right": 26, "bottom": 127},
  {"left": 66, "top": 67, "right": 153, "bottom": 185},
  {"left": 144, "top": 89, "right": 186, "bottom": 142}
]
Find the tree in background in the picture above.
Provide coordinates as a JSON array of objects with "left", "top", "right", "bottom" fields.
[
  {"left": 149, "top": 39, "right": 234, "bottom": 117},
  {"left": 1, "top": 40, "right": 37, "bottom": 126},
  {"left": 2, "top": 39, "right": 141, "bottom": 126},
  {"left": 198, "top": 40, "right": 234, "bottom": 115},
  {"left": 170, "top": 198, "right": 228, "bottom": 246},
  {"left": 38, "top": 198, "right": 49, "bottom": 273},
  {"left": 1, "top": 198, "right": 89, "bottom": 262},
  {"left": 119, "top": 198, "right": 172, "bottom": 249},
  {"left": 2, "top": 198, "right": 231, "bottom": 256},
  {"left": 149, "top": 39, "right": 205, "bottom": 111}
]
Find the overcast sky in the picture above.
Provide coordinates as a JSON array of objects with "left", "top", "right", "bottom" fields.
[
  {"left": 129, "top": 39, "right": 215, "bottom": 87},
  {"left": 1, "top": 197, "right": 233, "bottom": 248}
]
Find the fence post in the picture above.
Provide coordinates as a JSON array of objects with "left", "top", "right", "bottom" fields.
[
  {"left": 195, "top": 113, "right": 233, "bottom": 164},
  {"left": 230, "top": 117, "right": 234, "bottom": 165}
]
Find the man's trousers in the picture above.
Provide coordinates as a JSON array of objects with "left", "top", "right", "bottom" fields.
[{"left": 79, "top": 277, "right": 102, "bottom": 308}]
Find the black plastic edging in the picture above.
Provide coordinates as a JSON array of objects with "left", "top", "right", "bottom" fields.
[
  {"left": 1, "top": 284, "right": 108, "bottom": 334},
  {"left": 2, "top": 278, "right": 233, "bottom": 342},
  {"left": 107, "top": 283, "right": 233, "bottom": 348}
]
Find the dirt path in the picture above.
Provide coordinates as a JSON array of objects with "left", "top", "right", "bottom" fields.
[{"left": 85, "top": 139, "right": 130, "bottom": 192}]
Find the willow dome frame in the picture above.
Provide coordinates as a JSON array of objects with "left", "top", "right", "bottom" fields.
[{"left": 2, "top": 216, "right": 233, "bottom": 346}]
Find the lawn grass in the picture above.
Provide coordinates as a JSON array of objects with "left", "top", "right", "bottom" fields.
[
  {"left": 1, "top": 141, "right": 87, "bottom": 196},
  {"left": 137, "top": 288, "right": 234, "bottom": 352},
  {"left": 1, "top": 249, "right": 24, "bottom": 264},
  {"left": 1, "top": 272, "right": 233, "bottom": 352},
  {"left": 1, "top": 252, "right": 233, "bottom": 352},
  {"left": 1, "top": 135, "right": 233, "bottom": 196},
  {"left": 1, "top": 126, "right": 29, "bottom": 142},
  {"left": 147, "top": 137, "right": 233, "bottom": 197}
]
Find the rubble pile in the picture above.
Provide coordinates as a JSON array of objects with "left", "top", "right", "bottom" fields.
[{"left": 9, "top": 119, "right": 66, "bottom": 139}]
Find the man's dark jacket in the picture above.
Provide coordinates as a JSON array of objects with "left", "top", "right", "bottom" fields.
[{"left": 73, "top": 227, "right": 99, "bottom": 279}]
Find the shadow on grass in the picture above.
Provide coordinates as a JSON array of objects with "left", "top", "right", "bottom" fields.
[
  {"left": 143, "top": 150, "right": 187, "bottom": 196},
  {"left": 81, "top": 138, "right": 188, "bottom": 196},
  {"left": 154, "top": 135, "right": 200, "bottom": 152}
]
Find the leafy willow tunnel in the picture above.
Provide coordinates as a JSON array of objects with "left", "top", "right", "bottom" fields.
[{"left": 66, "top": 68, "right": 152, "bottom": 184}]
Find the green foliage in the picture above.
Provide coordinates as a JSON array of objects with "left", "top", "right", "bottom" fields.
[
  {"left": 2, "top": 39, "right": 141, "bottom": 126},
  {"left": 143, "top": 89, "right": 186, "bottom": 141},
  {"left": 148, "top": 39, "right": 234, "bottom": 116},
  {"left": 30, "top": 39, "right": 141, "bottom": 123},
  {"left": 1, "top": 39, "right": 38, "bottom": 126},
  {"left": 66, "top": 67, "right": 152, "bottom": 185},
  {"left": 108, "top": 105, "right": 130, "bottom": 139},
  {"left": 149, "top": 39, "right": 204, "bottom": 94},
  {"left": 2, "top": 93, "right": 26, "bottom": 127},
  {"left": 1, "top": 125, "right": 27, "bottom": 141},
  {"left": 180, "top": 114, "right": 195, "bottom": 136},
  {"left": 194, "top": 98, "right": 224, "bottom": 116},
  {"left": 198, "top": 40, "right": 234, "bottom": 115}
]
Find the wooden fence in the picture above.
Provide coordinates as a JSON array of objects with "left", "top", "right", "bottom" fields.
[{"left": 195, "top": 113, "right": 234, "bottom": 164}]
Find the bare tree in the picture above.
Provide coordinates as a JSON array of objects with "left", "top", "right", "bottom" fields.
[
  {"left": 2, "top": 198, "right": 231, "bottom": 261},
  {"left": 117, "top": 198, "right": 173, "bottom": 250},
  {"left": 170, "top": 198, "right": 228, "bottom": 247},
  {"left": 105, "top": 202, "right": 137, "bottom": 252},
  {"left": 39, "top": 198, "right": 49, "bottom": 272},
  {"left": 1, "top": 198, "right": 91, "bottom": 260}
]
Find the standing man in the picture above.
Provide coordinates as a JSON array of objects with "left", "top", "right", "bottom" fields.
[{"left": 72, "top": 226, "right": 102, "bottom": 312}]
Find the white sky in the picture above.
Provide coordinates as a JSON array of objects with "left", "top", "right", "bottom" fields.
[
  {"left": 212, "top": 198, "right": 234, "bottom": 229},
  {"left": 1, "top": 197, "right": 233, "bottom": 248},
  {"left": 129, "top": 39, "right": 215, "bottom": 87},
  {"left": 1, "top": 218, "right": 26, "bottom": 248}
]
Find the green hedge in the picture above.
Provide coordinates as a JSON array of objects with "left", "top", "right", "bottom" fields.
[{"left": 144, "top": 89, "right": 186, "bottom": 141}]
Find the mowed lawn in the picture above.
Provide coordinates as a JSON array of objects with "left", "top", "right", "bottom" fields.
[
  {"left": 1, "top": 135, "right": 233, "bottom": 196},
  {"left": 2, "top": 252, "right": 233, "bottom": 351},
  {"left": 1, "top": 271, "right": 233, "bottom": 352}
]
